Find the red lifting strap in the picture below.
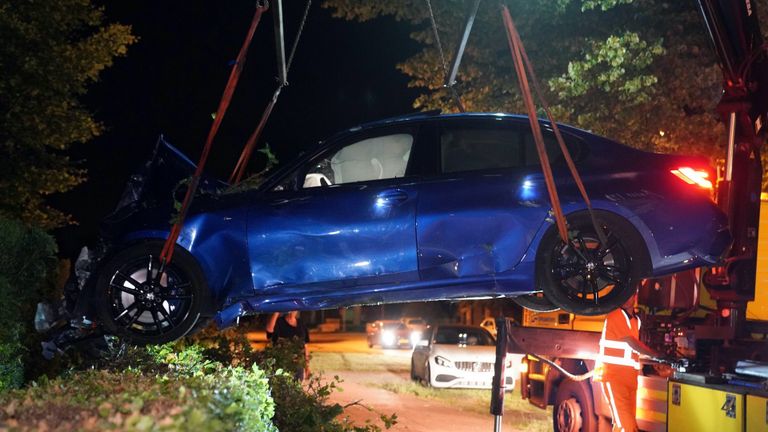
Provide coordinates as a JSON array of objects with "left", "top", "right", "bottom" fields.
[
  {"left": 501, "top": 6, "right": 568, "bottom": 244},
  {"left": 159, "top": 3, "right": 269, "bottom": 266},
  {"left": 500, "top": 5, "right": 607, "bottom": 247}
]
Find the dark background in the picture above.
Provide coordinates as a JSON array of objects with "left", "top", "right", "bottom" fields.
[{"left": 52, "top": 1, "right": 422, "bottom": 257}]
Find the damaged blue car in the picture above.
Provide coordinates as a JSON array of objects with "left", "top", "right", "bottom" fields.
[{"left": 80, "top": 112, "right": 730, "bottom": 344}]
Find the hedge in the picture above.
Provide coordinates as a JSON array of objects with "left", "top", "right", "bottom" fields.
[{"left": 0, "top": 217, "right": 58, "bottom": 392}]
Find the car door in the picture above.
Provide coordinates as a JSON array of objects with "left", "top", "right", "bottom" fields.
[
  {"left": 246, "top": 126, "right": 421, "bottom": 296},
  {"left": 414, "top": 117, "right": 558, "bottom": 286}
]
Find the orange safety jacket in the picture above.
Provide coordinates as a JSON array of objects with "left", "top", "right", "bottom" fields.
[{"left": 595, "top": 308, "right": 641, "bottom": 382}]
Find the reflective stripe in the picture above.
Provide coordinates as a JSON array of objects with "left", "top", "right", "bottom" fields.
[
  {"left": 599, "top": 340, "right": 640, "bottom": 368},
  {"left": 599, "top": 355, "right": 640, "bottom": 368},
  {"left": 619, "top": 309, "right": 632, "bottom": 329},
  {"left": 600, "top": 340, "right": 632, "bottom": 350},
  {"left": 605, "top": 382, "right": 625, "bottom": 431},
  {"left": 598, "top": 310, "right": 641, "bottom": 370}
]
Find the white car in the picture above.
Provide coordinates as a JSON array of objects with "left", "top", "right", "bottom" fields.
[{"left": 410, "top": 324, "right": 522, "bottom": 389}]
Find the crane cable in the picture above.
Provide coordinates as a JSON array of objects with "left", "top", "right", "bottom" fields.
[
  {"left": 500, "top": 4, "right": 608, "bottom": 247},
  {"left": 159, "top": 1, "right": 269, "bottom": 267},
  {"left": 229, "top": 0, "right": 313, "bottom": 184},
  {"left": 526, "top": 353, "right": 595, "bottom": 382},
  {"left": 425, "top": 0, "right": 466, "bottom": 113}
]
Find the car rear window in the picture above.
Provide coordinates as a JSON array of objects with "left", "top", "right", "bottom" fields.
[{"left": 440, "top": 125, "right": 581, "bottom": 174}]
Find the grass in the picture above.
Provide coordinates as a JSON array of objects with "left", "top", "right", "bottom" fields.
[
  {"left": 310, "top": 352, "right": 410, "bottom": 373},
  {"left": 372, "top": 381, "right": 552, "bottom": 431},
  {"left": 311, "top": 352, "right": 551, "bottom": 431}
]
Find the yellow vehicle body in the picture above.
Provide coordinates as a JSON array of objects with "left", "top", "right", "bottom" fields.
[
  {"left": 522, "top": 308, "right": 604, "bottom": 332},
  {"left": 747, "top": 394, "right": 768, "bottom": 432},
  {"left": 747, "top": 197, "right": 768, "bottom": 321},
  {"left": 668, "top": 380, "right": 745, "bottom": 432}
]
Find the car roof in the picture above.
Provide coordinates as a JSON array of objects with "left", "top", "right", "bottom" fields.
[
  {"left": 433, "top": 324, "right": 487, "bottom": 331},
  {"left": 347, "top": 111, "right": 598, "bottom": 140}
]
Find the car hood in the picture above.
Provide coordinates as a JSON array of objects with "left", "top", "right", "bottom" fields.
[{"left": 101, "top": 136, "right": 227, "bottom": 238}]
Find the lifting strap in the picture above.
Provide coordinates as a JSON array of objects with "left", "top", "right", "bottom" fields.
[
  {"left": 500, "top": 5, "right": 607, "bottom": 246},
  {"left": 159, "top": 2, "right": 269, "bottom": 266},
  {"left": 229, "top": 0, "right": 313, "bottom": 184},
  {"left": 425, "top": 0, "right": 466, "bottom": 112}
]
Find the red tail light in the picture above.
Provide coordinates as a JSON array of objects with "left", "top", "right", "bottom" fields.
[{"left": 670, "top": 167, "right": 713, "bottom": 189}]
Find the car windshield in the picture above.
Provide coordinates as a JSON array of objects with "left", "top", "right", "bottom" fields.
[{"left": 434, "top": 327, "right": 494, "bottom": 346}]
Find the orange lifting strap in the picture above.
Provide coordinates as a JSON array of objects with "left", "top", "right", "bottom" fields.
[
  {"left": 159, "top": 2, "right": 269, "bottom": 266},
  {"left": 500, "top": 4, "right": 607, "bottom": 246}
]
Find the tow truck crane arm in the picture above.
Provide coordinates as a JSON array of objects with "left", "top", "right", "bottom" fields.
[{"left": 696, "top": 0, "right": 766, "bottom": 329}]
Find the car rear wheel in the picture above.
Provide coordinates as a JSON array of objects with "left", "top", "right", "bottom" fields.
[
  {"left": 553, "top": 379, "right": 597, "bottom": 432},
  {"left": 538, "top": 211, "right": 647, "bottom": 316},
  {"left": 96, "top": 241, "right": 208, "bottom": 345},
  {"left": 513, "top": 292, "right": 560, "bottom": 312}
]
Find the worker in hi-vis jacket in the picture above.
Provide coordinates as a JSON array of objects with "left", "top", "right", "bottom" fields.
[{"left": 595, "top": 291, "right": 659, "bottom": 432}]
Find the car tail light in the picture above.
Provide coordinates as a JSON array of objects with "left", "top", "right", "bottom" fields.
[{"left": 670, "top": 167, "right": 713, "bottom": 190}]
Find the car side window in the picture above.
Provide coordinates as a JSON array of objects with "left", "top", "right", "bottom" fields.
[
  {"left": 523, "top": 131, "right": 581, "bottom": 166},
  {"left": 439, "top": 124, "right": 582, "bottom": 174},
  {"left": 303, "top": 133, "right": 414, "bottom": 188},
  {"left": 441, "top": 128, "right": 524, "bottom": 173}
]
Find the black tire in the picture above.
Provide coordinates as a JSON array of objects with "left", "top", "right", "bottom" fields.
[
  {"left": 95, "top": 241, "right": 209, "bottom": 345},
  {"left": 537, "top": 211, "right": 647, "bottom": 316},
  {"left": 513, "top": 292, "right": 560, "bottom": 312},
  {"left": 553, "top": 379, "right": 598, "bottom": 432}
]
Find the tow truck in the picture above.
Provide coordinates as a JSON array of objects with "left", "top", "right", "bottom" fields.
[{"left": 491, "top": 1, "right": 768, "bottom": 431}]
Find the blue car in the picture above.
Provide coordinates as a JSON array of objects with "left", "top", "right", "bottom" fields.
[{"left": 90, "top": 112, "right": 730, "bottom": 344}]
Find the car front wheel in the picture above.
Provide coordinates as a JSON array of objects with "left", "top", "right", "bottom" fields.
[
  {"left": 96, "top": 241, "right": 208, "bottom": 345},
  {"left": 538, "top": 211, "right": 647, "bottom": 316}
]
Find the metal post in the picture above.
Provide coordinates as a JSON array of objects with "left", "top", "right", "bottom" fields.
[
  {"left": 272, "top": 0, "right": 287, "bottom": 85},
  {"left": 446, "top": 0, "right": 481, "bottom": 87},
  {"left": 490, "top": 317, "right": 508, "bottom": 432},
  {"left": 726, "top": 111, "right": 736, "bottom": 182}
]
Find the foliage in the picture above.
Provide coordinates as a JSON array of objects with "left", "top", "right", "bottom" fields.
[
  {"left": 0, "top": 0, "right": 136, "bottom": 228},
  {"left": 0, "top": 343, "right": 277, "bottom": 432},
  {"left": 187, "top": 329, "right": 397, "bottom": 432},
  {"left": 322, "top": 0, "right": 731, "bottom": 161},
  {"left": 0, "top": 217, "right": 58, "bottom": 392},
  {"left": 223, "top": 144, "right": 280, "bottom": 194},
  {"left": 0, "top": 332, "right": 396, "bottom": 432}
]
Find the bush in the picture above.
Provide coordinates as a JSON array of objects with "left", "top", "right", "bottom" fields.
[
  {"left": 0, "top": 344, "right": 278, "bottom": 431},
  {"left": 0, "top": 217, "right": 58, "bottom": 392},
  {"left": 0, "top": 336, "right": 396, "bottom": 431},
  {"left": 189, "top": 330, "right": 397, "bottom": 432}
]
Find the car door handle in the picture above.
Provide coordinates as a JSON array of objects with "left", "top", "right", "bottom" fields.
[{"left": 376, "top": 189, "right": 409, "bottom": 205}]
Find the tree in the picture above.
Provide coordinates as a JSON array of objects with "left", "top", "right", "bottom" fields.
[
  {"left": 322, "top": 0, "right": 745, "bottom": 161},
  {"left": 0, "top": 0, "right": 136, "bottom": 229}
]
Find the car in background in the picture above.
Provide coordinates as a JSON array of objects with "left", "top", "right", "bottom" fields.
[
  {"left": 401, "top": 316, "right": 428, "bottom": 341},
  {"left": 366, "top": 320, "right": 414, "bottom": 349},
  {"left": 410, "top": 324, "right": 523, "bottom": 389},
  {"left": 84, "top": 112, "right": 730, "bottom": 344}
]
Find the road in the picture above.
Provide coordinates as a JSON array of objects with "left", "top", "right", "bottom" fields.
[{"left": 248, "top": 331, "right": 550, "bottom": 432}]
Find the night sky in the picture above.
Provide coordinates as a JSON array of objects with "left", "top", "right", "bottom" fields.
[{"left": 53, "top": 1, "right": 422, "bottom": 257}]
